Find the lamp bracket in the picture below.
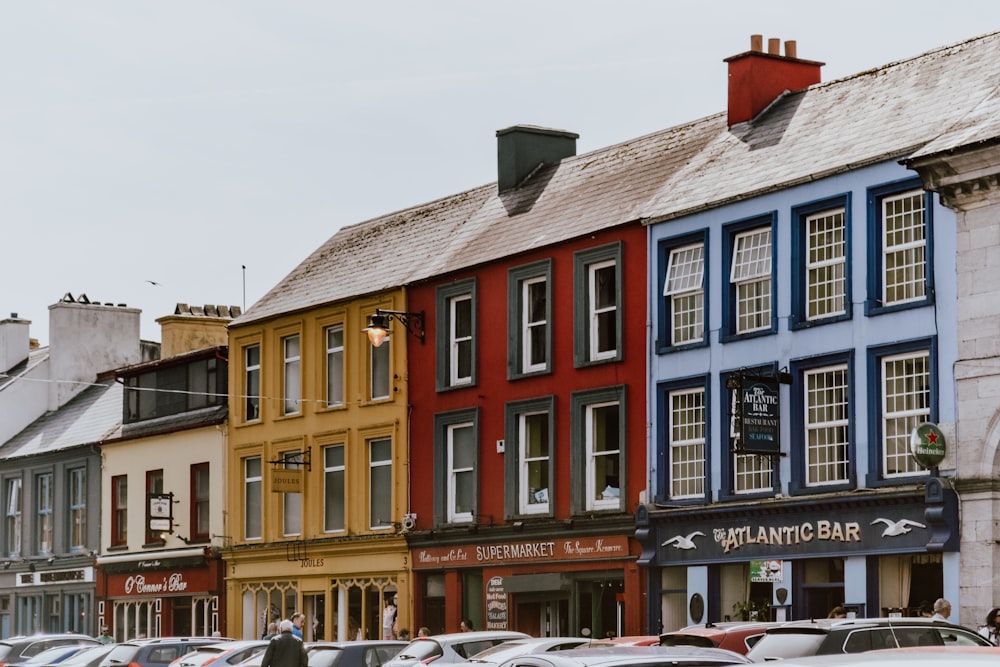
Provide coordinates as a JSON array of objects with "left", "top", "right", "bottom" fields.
[{"left": 375, "top": 309, "right": 425, "bottom": 344}]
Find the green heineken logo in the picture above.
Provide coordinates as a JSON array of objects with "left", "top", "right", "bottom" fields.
[{"left": 910, "top": 422, "right": 946, "bottom": 468}]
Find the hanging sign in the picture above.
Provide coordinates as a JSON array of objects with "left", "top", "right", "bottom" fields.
[
  {"left": 910, "top": 422, "right": 946, "bottom": 469},
  {"left": 740, "top": 376, "right": 780, "bottom": 454},
  {"left": 271, "top": 468, "right": 303, "bottom": 493}
]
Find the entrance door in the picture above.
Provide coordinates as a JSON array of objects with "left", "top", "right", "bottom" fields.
[{"left": 514, "top": 596, "right": 568, "bottom": 636}]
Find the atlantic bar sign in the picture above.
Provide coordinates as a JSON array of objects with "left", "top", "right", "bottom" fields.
[
  {"left": 738, "top": 376, "right": 780, "bottom": 454},
  {"left": 412, "top": 535, "right": 629, "bottom": 570},
  {"left": 655, "top": 493, "right": 954, "bottom": 564}
]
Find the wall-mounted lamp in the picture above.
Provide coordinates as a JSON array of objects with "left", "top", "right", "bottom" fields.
[
  {"left": 160, "top": 530, "right": 191, "bottom": 544},
  {"left": 363, "top": 309, "right": 425, "bottom": 347}
]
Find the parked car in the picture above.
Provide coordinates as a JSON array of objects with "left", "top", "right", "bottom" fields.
[
  {"left": 457, "top": 637, "right": 597, "bottom": 667},
  {"left": 745, "top": 617, "right": 990, "bottom": 661},
  {"left": 493, "top": 645, "right": 751, "bottom": 667},
  {"left": 47, "top": 647, "right": 116, "bottom": 667},
  {"left": 168, "top": 642, "right": 270, "bottom": 667},
  {"left": 6, "top": 646, "right": 97, "bottom": 667},
  {"left": 0, "top": 635, "right": 102, "bottom": 667},
  {"left": 306, "top": 641, "right": 407, "bottom": 667},
  {"left": 384, "top": 632, "right": 530, "bottom": 667},
  {"left": 740, "top": 647, "right": 1000, "bottom": 666},
  {"left": 660, "top": 621, "right": 779, "bottom": 655},
  {"left": 588, "top": 638, "right": 659, "bottom": 647},
  {"left": 100, "top": 638, "right": 230, "bottom": 667}
]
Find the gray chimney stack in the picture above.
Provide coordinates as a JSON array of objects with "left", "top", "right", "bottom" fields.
[{"left": 496, "top": 125, "right": 578, "bottom": 193}]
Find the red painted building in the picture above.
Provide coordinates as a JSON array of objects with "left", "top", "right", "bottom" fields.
[{"left": 398, "top": 125, "right": 657, "bottom": 637}]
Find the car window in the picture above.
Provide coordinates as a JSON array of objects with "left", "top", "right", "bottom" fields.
[
  {"left": 842, "top": 629, "right": 893, "bottom": 653},
  {"left": 308, "top": 649, "right": 342, "bottom": 667},
  {"left": 747, "top": 633, "right": 825, "bottom": 660},
  {"left": 396, "top": 642, "right": 441, "bottom": 662},
  {"left": 366, "top": 646, "right": 403, "bottom": 667},
  {"left": 889, "top": 627, "right": 942, "bottom": 648},
  {"left": 148, "top": 647, "right": 182, "bottom": 665},
  {"left": 453, "top": 642, "right": 498, "bottom": 660},
  {"left": 660, "top": 636, "right": 714, "bottom": 649},
  {"left": 942, "top": 629, "right": 989, "bottom": 646}
]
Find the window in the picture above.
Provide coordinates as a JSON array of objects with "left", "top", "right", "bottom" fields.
[
  {"left": 371, "top": 336, "right": 390, "bottom": 401},
  {"left": 36, "top": 473, "right": 53, "bottom": 555},
  {"left": 433, "top": 409, "right": 479, "bottom": 525},
  {"left": 323, "top": 445, "right": 345, "bottom": 532},
  {"left": 791, "top": 197, "right": 851, "bottom": 328},
  {"left": 123, "top": 355, "right": 225, "bottom": 423},
  {"left": 879, "top": 347, "right": 932, "bottom": 478},
  {"left": 5, "top": 478, "right": 21, "bottom": 557},
  {"left": 68, "top": 468, "right": 86, "bottom": 550},
  {"left": 508, "top": 261, "right": 552, "bottom": 378},
  {"left": 326, "top": 325, "right": 345, "bottom": 407},
  {"left": 574, "top": 243, "right": 623, "bottom": 366},
  {"left": 505, "top": 397, "right": 554, "bottom": 517},
  {"left": 191, "top": 463, "right": 210, "bottom": 540},
  {"left": 722, "top": 369, "right": 775, "bottom": 496},
  {"left": 244, "top": 457, "right": 262, "bottom": 540},
  {"left": 730, "top": 226, "right": 773, "bottom": 334},
  {"left": 111, "top": 475, "right": 127, "bottom": 547},
  {"left": 436, "top": 279, "right": 477, "bottom": 390},
  {"left": 144, "top": 470, "right": 163, "bottom": 544},
  {"left": 245, "top": 344, "right": 261, "bottom": 421},
  {"left": 665, "top": 386, "right": 706, "bottom": 500},
  {"left": 282, "top": 451, "right": 303, "bottom": 537},
  {"left": 868, "top": 181, "right": 932, "bottom": 314},
  {"left": 570, "top": 387, "right": 626, "bottom": 513},
  {"left": 805, "top": 365, "right": 850, "bottom": 485},
  {"left": 664, "top": 243, "right": 705, "bottom": 346},
  {"left": 369, "top": 438, "right": 392, "bottom": 529},
  {"left": 282, "top": 334, "right": 301, "bottom": 415}
]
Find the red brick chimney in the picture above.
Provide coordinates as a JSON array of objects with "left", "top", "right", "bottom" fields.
[{"left": 725, "top": 35, "right": 824, "bottom": 126}]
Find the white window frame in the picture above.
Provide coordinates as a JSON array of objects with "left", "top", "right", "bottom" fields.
[
  {"left": 245, "top": 344, "right": 261, "bottom": 421},
  {"left": 589, "top": 259, "right": 618, "bottom": 361},
  {"left": 668, "top": 388, "right": 705, "bottom": 499},
  {"left": 805, "top": 364, "right": 850, "bottom": 485},
  {"left": 664, "top": 243, "right": 705, "bottom": 345},
  {"left": 323, "top": 444, "right": 346, "bottom": 533},
  {"left": 5, "top": 478, "right": 21, "bottom": 557},
  {"left": 282, "top": 334, "right": 301, "bottom": 415},
  {"left": 447, "top": 423, "right": 475, "bottom": 523},
  {"left": 882, "top": 190, "right": 927, "bottom": 306},
  {"left": 326, "top": 325, "right": 344, "bottom": 407},
  {"left": 36, "top": 473, "right": 53, "bottom": 555},
  {"left": 69, "top": 468, "right": 86, "bottom": 550},
  {"left": 244, "top": 457, "right": 262, "bottom": 540},
  {"left": 733, "top": 452, "right": 772, "bottom": 495},
  {"left": 370, "top": 337, "right": 391, "bottom": 401},
  {"left": 522, "top": 276, "right": 548, "bottom": 374},
  {"left": 730, "top": 227, "right": 772, "bottom": 334},
  {"left": 449, "top": 294, "right": 473, "bottom": 387},
  {"left": 585, "top": 401, "right": 621, "bottom": 511},
  {"left": 112, "top": 475, "right": 127, "bottom": 546},
  {"left": 369, "top": 438, "right": 393, "bottom": 529},
  {"left": 806, "top": 208, "right": 847, "bottom": 320},
  {"left": 519, "top": 412, "right": 551, "bottom": 515},
  {"left": 882, "top": 350, "right": 930, "bottom": 478}
]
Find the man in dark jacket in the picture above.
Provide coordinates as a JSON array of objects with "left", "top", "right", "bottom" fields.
[{"left": 261, "top": 620, "right": 308, "bottom": 667}]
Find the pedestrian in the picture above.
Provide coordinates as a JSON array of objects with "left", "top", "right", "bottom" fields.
[
  {"left": 396, "top": 628, "right": 411, "bottom": 641},
  {"left": 289, "top": 613, "right": 305, "bottom": 640},
  {"left": 260, "top": 620, "right": 308, "bottom": 667},
  {"left": 827, "top": 605, "right": 847, "bottom": 619},
  {"left": 931, "top": 598, "right": 952, "bottom": 621},
  {"left": 262, "top": 622, "right": 278, "bottom": 640},
  {"left": 383, "top": 597, "right": 397, "bottom": 640},
  {"left": 417, "top": 627, "right": 430, "bottom": 637},
  {"left": 979, "top": 608, "right": 1000, "bottom": 645},
  {"left": 96, "top": 626, "right": 114, "bottom": 644},
  {"left": 459, "top": 619, "right": 474, "bottom": 632}
]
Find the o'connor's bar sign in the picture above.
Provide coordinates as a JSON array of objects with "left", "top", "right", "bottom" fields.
[{"left": 412, "top": 536, "right": 629, "bottom": 570}]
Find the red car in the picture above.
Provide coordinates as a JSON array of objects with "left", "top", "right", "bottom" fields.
[{"left": 659, "top": 621, "right": 779, "bottom": 655}]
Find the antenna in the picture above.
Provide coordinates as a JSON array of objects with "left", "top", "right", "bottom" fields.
[{"left": 242, "top": 265, "right": 247, "bottom": 311}]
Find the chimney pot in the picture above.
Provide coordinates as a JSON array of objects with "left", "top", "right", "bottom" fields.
[
  {"left": 785, "top": 40, "right": 797, "bottom": 59},
  {"left": 725, "top": 36, "right": 824, "bottom": 126},
  {"left": 750, "top": 34, "right": 763, "bottom": 52},
  {"left": 768, "top": 38, "right": 780, "bottom": 55}
]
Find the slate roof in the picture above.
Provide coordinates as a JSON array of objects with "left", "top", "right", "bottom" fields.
[
  {"left": 0, "top": 380, "right": 122, "bottom": 460},
  {"left": 235, "top": 30, "right": 1000, "bottom": 327}
]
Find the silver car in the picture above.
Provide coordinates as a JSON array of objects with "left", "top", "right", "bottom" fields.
[{"left": 385, "top": 632, "right": 530, "bottom": 667}]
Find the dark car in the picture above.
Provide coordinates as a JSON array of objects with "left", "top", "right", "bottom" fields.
[
  {"left": 494, "top": 645, "right": 752, "bottom": 667},
  {"left": 6, "top": 646, "right": 98, "bottom": 667},
  {"left": 0, "top": 635, "right": 102, "bottom": 667},
  {"left": 660, "top": 620, "right": 779, "bottom": 655},
  {"left": 47, "top": 647, "right": 117, "bottom": 667},
  {"left": 99, "top": 638, "right": 229, "bottom": 667},
  {"left": 745, "top": 617, "right": 990, "bottom": 661}
]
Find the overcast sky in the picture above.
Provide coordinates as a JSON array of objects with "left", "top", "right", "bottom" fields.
[{"left": 4, "top": 2, "right": 1000, "bottom": 346}]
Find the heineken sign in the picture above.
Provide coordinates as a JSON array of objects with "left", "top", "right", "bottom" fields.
[
  {"left": 910, "top": 422, "right": 946, "bottom": 468},
  {"left": 739, "top": 376, "right": 780, "bottom": 454}
]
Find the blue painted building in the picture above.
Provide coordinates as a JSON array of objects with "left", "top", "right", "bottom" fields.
[{"left": 639, "top": 32, "right": 1000, "bottom": 630}]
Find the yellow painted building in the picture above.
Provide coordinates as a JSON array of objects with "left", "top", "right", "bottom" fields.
[{"left": 225, "top": 293, "right": 416, "bottom": 641}]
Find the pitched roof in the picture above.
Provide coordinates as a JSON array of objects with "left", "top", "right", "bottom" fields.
[
  {"left": 235, "top": 30, "right": 1000, "bottom": 326},
  {"left": 0, "top": 380, "right": 122, "bottom": 460}
]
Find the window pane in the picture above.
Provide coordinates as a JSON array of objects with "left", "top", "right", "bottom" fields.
[
  {"left": 524, "top": 278, "right": 548, "bottom": 371},
  {"left": 882, "top": 190, "right": 926, "bottom": 305},
  {"left": 806, "top": 365, "right": 850, "bottom": 485},
  {"left": 733, "top": 452, "right": 772, "bottom": 493},
  {"left": 449, "top": 424, "right": 475, "bottom": 521},
  {"left": 882, "top": 351, "right": 929, "bottom": 477},
  {"left": 245, "top": 345, "right": 261, "bottom": 421},
  {"left": 664, "top": 244, "right": 704, "bottom": 295},
  {"left": 245, "top": 457, "right": 262, "bottom": 539},
  {"left": 806, "top": 209, "right": 846, "bottom": 320},
  {"left": 371, "top": 339, "right": 390, "bottom": 400},
  {"left": 587, "top": 403, "right": 620, "bottom": 510},
  {"left": 283, "top": 335, "right": 301, "bottom": 415},
  {"left": 591, "top": 263, "right": 618, "bottom": 356},
  {"left": 324, "top": 445, "right": 345, "bottom": 532},
  {"left": 666, "top": 243, "right": 705, "bottom": 345},
  {"left": 520, "top": 412, "right": 550, "bottom": 513},
  {"left": 69, "top": 468, "right": 86, "bottom": 549},
  {"left": 369, "top": 438, "right": 392, "bottom": 528},
  {"left": 283, "top": 452, "right": 303, "bottom": 536},
  {"left": 669, "top": 389, "right": 705, "bottom": 499},
  {"left": 451, "top": 296, "right": 473, "bottom": 385},
  {"left": 6, "top": 479, "right": 21, "bottom": 556},
  {"left": 327, "top": 326, "right": 344, "bottom": 407}
]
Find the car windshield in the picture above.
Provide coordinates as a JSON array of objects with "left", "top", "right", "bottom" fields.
[
  {"left": 19, "top": 647, "right": 88, "bottom": 665},
  {"left": 61, "top": 647, "right": 115, "bottom": 667},
  {"left": 306, "top": 648, "right": 342, "bottom": 667},
  {"left": 395, "top": 641, "right": 442, "bottom": 661},
  {"left": 746, "top": 633, "right": 825, "bottom": 661}
]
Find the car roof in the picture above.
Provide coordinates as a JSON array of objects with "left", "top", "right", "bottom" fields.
[
  {"left": 424, "top": 632, "right": 531, "bottom": 642},
  {"left": 762, "top": 617, "right": 973, "bottom": 633},
  {"left": 497, "top": 645, "right": 752, "bottom": 666},
  {"left": 461, "top": 637, "right": 594, "bottom": 662},
  {"left": 738, "top": 649, "right": 1000, "bottom": 666}
]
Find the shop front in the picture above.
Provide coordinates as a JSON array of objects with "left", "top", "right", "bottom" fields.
[
  {"left": 637, "top": 482, "right": 958, "bottom": 632},
  {"left": 410, "top": 531, "right": 642, "bottom": 638},
  {"left": 0, "top": 560, "right": 96, "bottom": 637},
  {"left": 96, "top": 548, "right": 226, "bottom": 640}
]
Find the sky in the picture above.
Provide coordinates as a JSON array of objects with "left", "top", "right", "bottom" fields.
[{"left": 4, "top": 2, "right": 1000, "bottom": 347}]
